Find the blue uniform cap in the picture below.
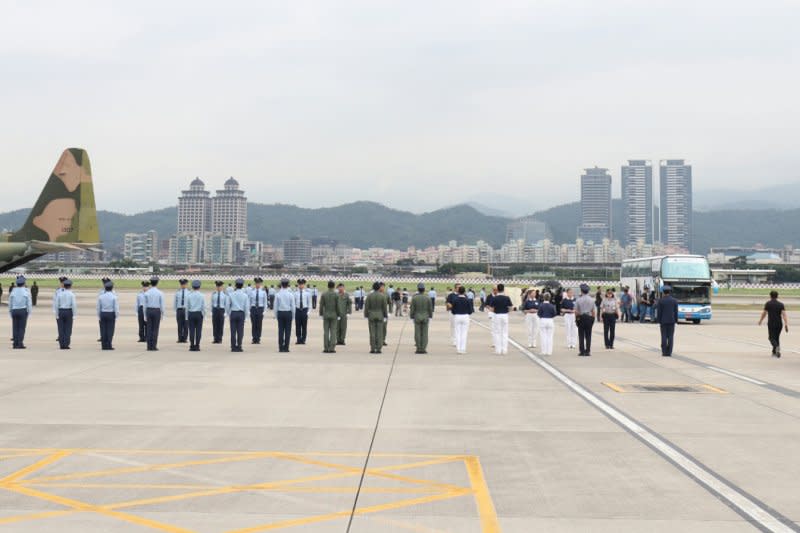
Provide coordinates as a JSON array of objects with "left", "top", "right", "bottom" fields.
[
  {"left": 63, "top": 279, "right": 73, "bottom": 287},
  {"left": 662, "top": 285, "right": 672, "bottom": 292},
  {"left": 192, "top": 280, "right": 201, "bottom": 289},
  {"left": 104, "top": 281, "right": 114, "bottom": 289},
  {"left": 150, "top": 276, "right": 159, "bottom": 283},
  {"left": 15, "top": 275, "right": 25, "bottom": 286},
  {"left": 418, "top": 283, "right": 425, "bottom": 290},
  {"left": 235, "top": 278, "right": 244, "bottom": 286},
  {"left": 579, "top": 283, "right": 590, "bottom": 294}
]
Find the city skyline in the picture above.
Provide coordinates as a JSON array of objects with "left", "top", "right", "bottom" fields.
[{"left": 2, "top": 1, "right": 799, "bottom": 214}]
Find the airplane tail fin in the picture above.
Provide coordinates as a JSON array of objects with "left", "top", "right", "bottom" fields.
[{"left": 10, "top": 148, "right": 100, "bottom": 244}]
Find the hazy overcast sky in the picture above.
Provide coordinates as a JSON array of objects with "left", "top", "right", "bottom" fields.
[{"left": 2, "top": 0, "right": 799, "bottom": 214}]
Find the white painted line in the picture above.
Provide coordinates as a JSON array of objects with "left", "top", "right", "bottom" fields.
[
  {"left": 706, "top": 366, "right": 767, "bottom": 386},
  {"left": 472, "top": 320, "right": 795, "bottom": 533}
]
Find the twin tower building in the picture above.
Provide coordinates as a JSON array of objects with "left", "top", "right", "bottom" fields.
[
  {"left": 577, "top": 160, "right": 692, "bottom": 251},
  {"left": 174, "top": 177, "right": 249, "bottom": 263}
]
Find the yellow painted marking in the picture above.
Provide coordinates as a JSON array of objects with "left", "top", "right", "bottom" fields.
[
  {"left": 103, "top": 457, "right": 467, "bottom": 511},
  {"left": 0, "top": 450, "right": 71, "bottom": 484},
  {"left": 27, "top": 481, "right": 440, "bottom": 494},
  {"left": 7, "top": 484, "right": 193, "bottom": 533},
  {"left": 0, "top": 509, "right": 77, "bottom": 526},
  {"left": 25, "top": 452, "right": 274, "bottom": 483},
  {"left": 0, "top": 448, "right": 448, "bottom": 458},
  {"left": 0, "top": 449, "right": 498, "bottom": 532},
  {"left": 464, "top": 456, "right": 502, "bottom": 533},
  {"left": 275, "top": 453, "right": 468, "bottom": 492},
  {"left": 702, "top": 384, "right": 729, "bottom": 394},
  {"left": 602, "top": 382, "right": 626, "bottom": 393},
  {"left": 225, "top": 490, "right": 472, "bottom": 533}
]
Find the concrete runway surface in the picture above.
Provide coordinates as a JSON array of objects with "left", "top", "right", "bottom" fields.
[{"left": 0, "top": 290, "right": 798, "bottom": 532}]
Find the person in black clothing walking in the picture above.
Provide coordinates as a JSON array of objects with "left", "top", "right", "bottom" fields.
[
  {"left": 759, "top": 291, "right": 789, "bottom": 357},
  {"left": 655, "top": 285, "right": 679, "bottom": 356}
]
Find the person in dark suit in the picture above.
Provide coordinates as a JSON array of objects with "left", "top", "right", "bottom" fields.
[{"left": 656, "top": 285, "right": 679, "bottom": 356}]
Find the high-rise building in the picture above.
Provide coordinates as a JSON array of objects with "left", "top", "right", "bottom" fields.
[
  {"left": 168, "top": 233, "right": 201, "bottom": 264},
  {"left": 177, "top": 178, "right": 212, "bottom": 236},
  {"left": 123, "top": 231, "right": 158, "bottom": 263},
  {"left": 621, "top": 160, "right": 653, "bottom": 245},
  {"left": 659, "top": 159, "right": 692, "bottom": 251},
  {"left": 203, "top": 232, "right": 235, "bottom": 264},
  {"left": 283, "top": 237, "right": 312, "bottom": 265},
  {"left": 505, "top": 217, "right": 551, "bottom": 244},
  {"left": 577, "top": 167, "right": 612, "bottom": 242},
  {"left": 212, "top": 177, "right": 248, "bottom": 242}
]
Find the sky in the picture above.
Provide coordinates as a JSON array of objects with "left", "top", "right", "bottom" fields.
[{"left": 1, "top": 0, "right": 799, "bottom": 215}]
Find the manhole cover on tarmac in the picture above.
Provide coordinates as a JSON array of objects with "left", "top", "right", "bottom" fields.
[{"left": 603, "top": 383, "right": 727, "bottom": 394}]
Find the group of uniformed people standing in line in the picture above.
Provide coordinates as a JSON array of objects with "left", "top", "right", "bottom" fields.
[{"left": 8, "top": 276, "right": 790, "bottom": 361}]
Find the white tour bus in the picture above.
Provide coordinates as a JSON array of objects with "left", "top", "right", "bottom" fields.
[{"left": 620, "top": 255, "right": 713, "bottom": 324}]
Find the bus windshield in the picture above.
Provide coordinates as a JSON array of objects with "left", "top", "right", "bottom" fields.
[
  {"left": 670, "top": 284, "right": 710, "bottom": 304},
  {"left": 661, "top": 258, "right": 710, "bottom": 280}
]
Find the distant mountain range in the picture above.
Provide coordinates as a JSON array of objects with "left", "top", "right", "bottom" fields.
[
  {"left": 694, "top": 183, "right": 800, "bottom": 211},
  {"left": 0, "top": 203, "right": 510, "bottom": 252},
  {"left": 3, "top": 200, "right": 800, "bottom": 256},
  {"left": 529, "top": 200, "right": 800, "bottom": 253}
]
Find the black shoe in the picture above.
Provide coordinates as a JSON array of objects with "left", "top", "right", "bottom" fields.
[
  {"left": 329, "top": 350, "right": 336, "bottom": 354},
  {"left": 137, "top": 339, "right": 146, "bottom": 343},
  {"left": 370, "top": 350, "right": 376, "bottom": 354},
  {"left": 383, "top": 342, "right": 388, "bottom": 346},
  {"left": 252, "top": 340, "right": 260, "bottom": 344},
  {"left": 662, "top": 353, "right": 671, "bottom": 357},
  {"left": 336, "top": 342, "right": 345, "bottom": 345}
]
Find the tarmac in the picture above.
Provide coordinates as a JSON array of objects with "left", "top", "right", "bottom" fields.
[{"left": 0, "top": 289, "right": 798, "bottom": 532}]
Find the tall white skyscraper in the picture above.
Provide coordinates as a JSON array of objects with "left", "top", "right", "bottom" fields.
[
  {"left": 577, "top": 167, "right": 612, "bottom": 242},
  {"left": 659, "top": 159, "right": 692, "bottom": 251},
  {"left": 621, "top": 160, "right": 653, "bottom": 245},
  {"left": 177, "top": 178, "right": 212, "bottom": 236},
  {"left": 212, "top": 177, "right": 248, "bottom": 241}
]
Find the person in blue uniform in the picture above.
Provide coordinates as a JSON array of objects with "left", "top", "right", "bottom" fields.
[
  {"left": 9, "top": 276, "right": 32, "bottom": 349},
  {"left": 136, "top": 281, "right": 150, "bottom": 342},
  {"left": 451, "top": 286, "right": 474, "bottom": 354},
  {"left": 226, "top": 278, "right": 249, "bottom": 352},
  {"left": 561, "top": 288, "right": 577, "bottom": 349},
  {"left": 537, "top": 293, "right": 558, "bottom": 355},
  {"left": 96, "top": 280, "right": 119, "bottom": 350},
  {"left": 273, "top": 278, "right": 295, "bottom": 352},
  {"left": 54, "top": 279, "right": 77, "bottom": 349},
  {"left": 174, "top": 279, "right": 189, "bottom": 343},
  {"left": 249, "top": 277, "right": 267, "bottom": 344},
  {"left": 655, "top": 285, "right": 679, "bottom": 356},
  {"left": 144, "top": 277, "right": 165, "bottom": 351},
  {"left": 294, "top": 278, "right": 311, "bottom": 345},
  {"left": 210, "top": 281, "right": 228, "bottom": 344},
  {"left": 186, "top": 280, "right": 206, "bottom": 351},
  {"left": 487, "top": 284, "right": 513, "bottom": 355}
]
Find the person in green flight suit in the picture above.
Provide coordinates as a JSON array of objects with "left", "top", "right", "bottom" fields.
[
  {"left": 364, "top": 281, "right": 388, "bottom": 354},
  {"left": 409, "top": 282, "right": 434, "bottom": 354},
  {"left": 319, "top": 280, "right": 341, "bottom": 354},
  {"left": 335, "top": 283, "right": 352, "bottom": 346}
]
